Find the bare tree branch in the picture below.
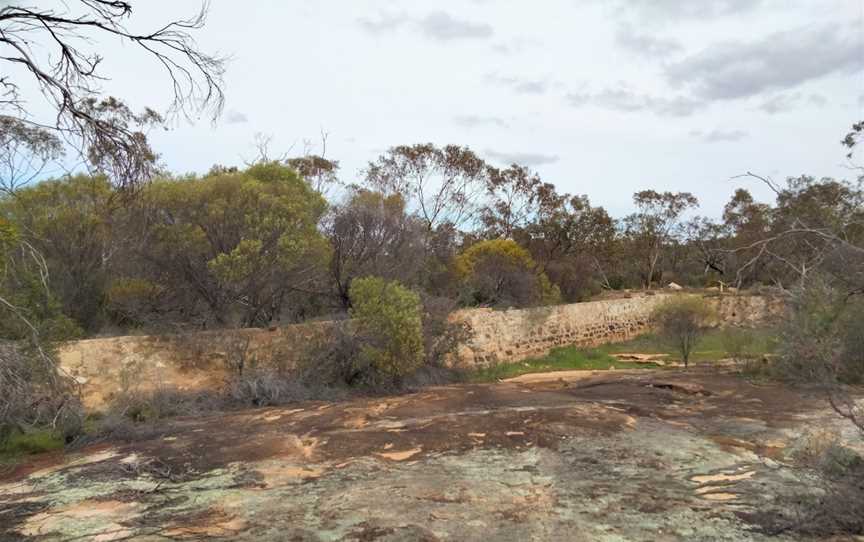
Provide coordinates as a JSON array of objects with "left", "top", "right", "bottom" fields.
[{"left": 0, "top": 1, "right": 225, "bottom": 190}]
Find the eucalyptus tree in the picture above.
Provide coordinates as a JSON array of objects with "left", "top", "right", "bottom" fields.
[{"left": 623, "top": 190, "right": 698, "bottom": 288}]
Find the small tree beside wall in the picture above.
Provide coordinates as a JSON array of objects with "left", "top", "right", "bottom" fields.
[{"left": 652, "top": 297, "right": 716, "bottom": 368}]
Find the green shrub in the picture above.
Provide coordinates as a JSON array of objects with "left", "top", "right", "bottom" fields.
[
  {"left": 0, "top": 429, "right": 64, "bottom": 463},
  {"left": 349, "top": 277, "right": 424, "bottom": 384},
  {"left": 0, "top": 343, "right": 83, "bottom": 445},
  {"left": 651, "top": 296, "right": 716, "bottom": 367},
  {"left": 776, "top": 279, "right": 864, "bottom": 386},
  {"left": 0, "top": 271, "right": 82, "bottom": 342}
]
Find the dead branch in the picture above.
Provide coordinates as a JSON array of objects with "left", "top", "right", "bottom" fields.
[{"left": 0, "top": 1, "right": 225, "bottom": 190}]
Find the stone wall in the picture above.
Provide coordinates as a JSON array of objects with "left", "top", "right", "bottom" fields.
[
  {"left": 58, "top": 293, "right": 783, "bottom": 407},
  {"left": 451, "top": 294, "right": 668, "bottom": 368},
  {"left": 58, "top": 321, "right": 334, "bottom": 408},
  {"left": 709, "top": 293, "right": 786, "bottom": 328},
  {"left": 451, "top": 293, "right": 784, "bottom": 368}
]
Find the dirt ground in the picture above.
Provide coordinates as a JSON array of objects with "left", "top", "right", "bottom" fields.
[{"left": 1, "top": 368, "right": 861, "bottom": 541}]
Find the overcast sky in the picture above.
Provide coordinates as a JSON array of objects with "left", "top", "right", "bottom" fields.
[{"left": 68, "top": 0, "right": 864, "bottom": 216}]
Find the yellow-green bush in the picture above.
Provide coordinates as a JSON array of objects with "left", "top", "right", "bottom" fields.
[
  {"left": 349, "top": 277, "right": 424, "bottom": 381},
  {"left": 455, "top": 239, "right": 560, "bottom": 308},
  {"left": 0, "top": 217, "right": 19, "bottom": 257}
]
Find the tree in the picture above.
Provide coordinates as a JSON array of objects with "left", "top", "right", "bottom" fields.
[
  {"left": 455, "top": 239, "right": 559, "bottom": 308},
  {"left": 287, "top": 155, "right": 341, "bottom": 196},
  {"left": 730, "top": 124, "right": 864, "bottom": 434},
  {"left": 842, "top": 120, "right": 864, "bottom": 158},
  {"left": 0, "top": 174, "right": 116, "bottom": 331},
  {"left": 520, "top": 186, "right": 617, "bottom": 298},
  {"left": 364, "top": 144, "right": 488, "bottom": 233},
  {"left": 0, "top": 117, "right": 64, "bottom": 195},
  {"left": 326, "top": 188, "right": 424, "bottom": 309},
  {"left": 0, "top": 1, "right": 223, "bottom": 441},
  {"left": 80, "top": 97, "right": 164, "bottom": 189},
  {"left": 732, "top": 174, "right": 864, "bottom": 290},
  {"left": 479, "top": 164, "right": 542, "bottom": 239},
  {"left": 137, "top": 163, "right": 329, "bottom": 327},
  {"left": 652, "top": 297, "right": 715, "bottom": 368},
  {"left": 624, "top": 190, "right": 698, "bottom": 288},
  {"left": 733, "top": 123, "right": 864, "bottom": 538},
  {"left": 0, "top": 216, "right": 81, "bottom": 341},
  {"left": 769, "top": 176, "right": 862, "bottom": 287},
  {"left": 0, "top": 216, "right": 82, "bottom": 443},
  {"left": 721, "top": 188, "right": 772, "bottom": 287},
  {"left": 683, "top": 217, "right": 731, "bottom": 285},
  {"left": 723, "top": 189, "right": 771, "bottom": 235},
  {"left": 0, "top": 1, "right": 224, "bottom": 190}
]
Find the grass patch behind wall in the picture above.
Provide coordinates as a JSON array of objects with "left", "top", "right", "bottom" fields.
[
  {"left": 600, "top": 327, "right": 778, "bottom": 363},
  {"left": 470, "top": 327, "right": 779, "bottom": 382}
]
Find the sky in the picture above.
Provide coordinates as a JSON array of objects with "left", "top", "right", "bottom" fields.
[{"left": 18, "top": 0, "right": 864, "bottom": 217}]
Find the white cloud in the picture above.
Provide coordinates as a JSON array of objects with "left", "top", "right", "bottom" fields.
[
  {"left": 225, "top": 110, "right": 248, "bottom": 124},
  {"left": 358, "top": 13, "right": 408, "bottom": 34},
  {"left": 491, "top": 37, "right": 539, "bottom": 55},
  {"left": 485, "top": 73, "right": 550, "bottom": 95},
  {"left": 567, "top": 88, "right": 704, "bottom": 117},
  {"left": 418, "top": 11, "right": 493, "bottom": 41},
  {"left": 690, "top": 128, "right": 749, "bottom": 142},
  {"left": 666, "top": 23, "right": 862, "bottom": 101},
  {"left": 758, "top": 92, "right": 829, "bottom": 114},
  {"left": 485, "top": 149, "right": 559, "bottom": 166},
  {"left": 633, "top": 0, "right": 765, "bottom": 18},
  {"left": 358, "top": 10, "right": 493, "bottom": 41},
  {"left": 615, "top": 24, "right": 683, "bottom": 58},
  {"left": 454, "top": 115, "right": 510, "bottom": 128}
]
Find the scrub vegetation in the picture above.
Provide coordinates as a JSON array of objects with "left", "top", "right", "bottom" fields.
[{"left": 0, "top": 2, "right": 863, "bottom": 536}]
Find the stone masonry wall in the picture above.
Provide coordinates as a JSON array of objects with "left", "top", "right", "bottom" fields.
[
  {"left": 451, "top": 293, "right": 784, "bottom": 368},
  {"left": 58, "top": 321, "right": 335, "bottom": 408},
  {"left": 710, "top": 293, "right": 786, "bottom": 328},
  {"left": 451, "top": 294, "right": 669, "bottom": 368},
  {"left": 58, "top": 293, "right": 783, "bottom": 407}
]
